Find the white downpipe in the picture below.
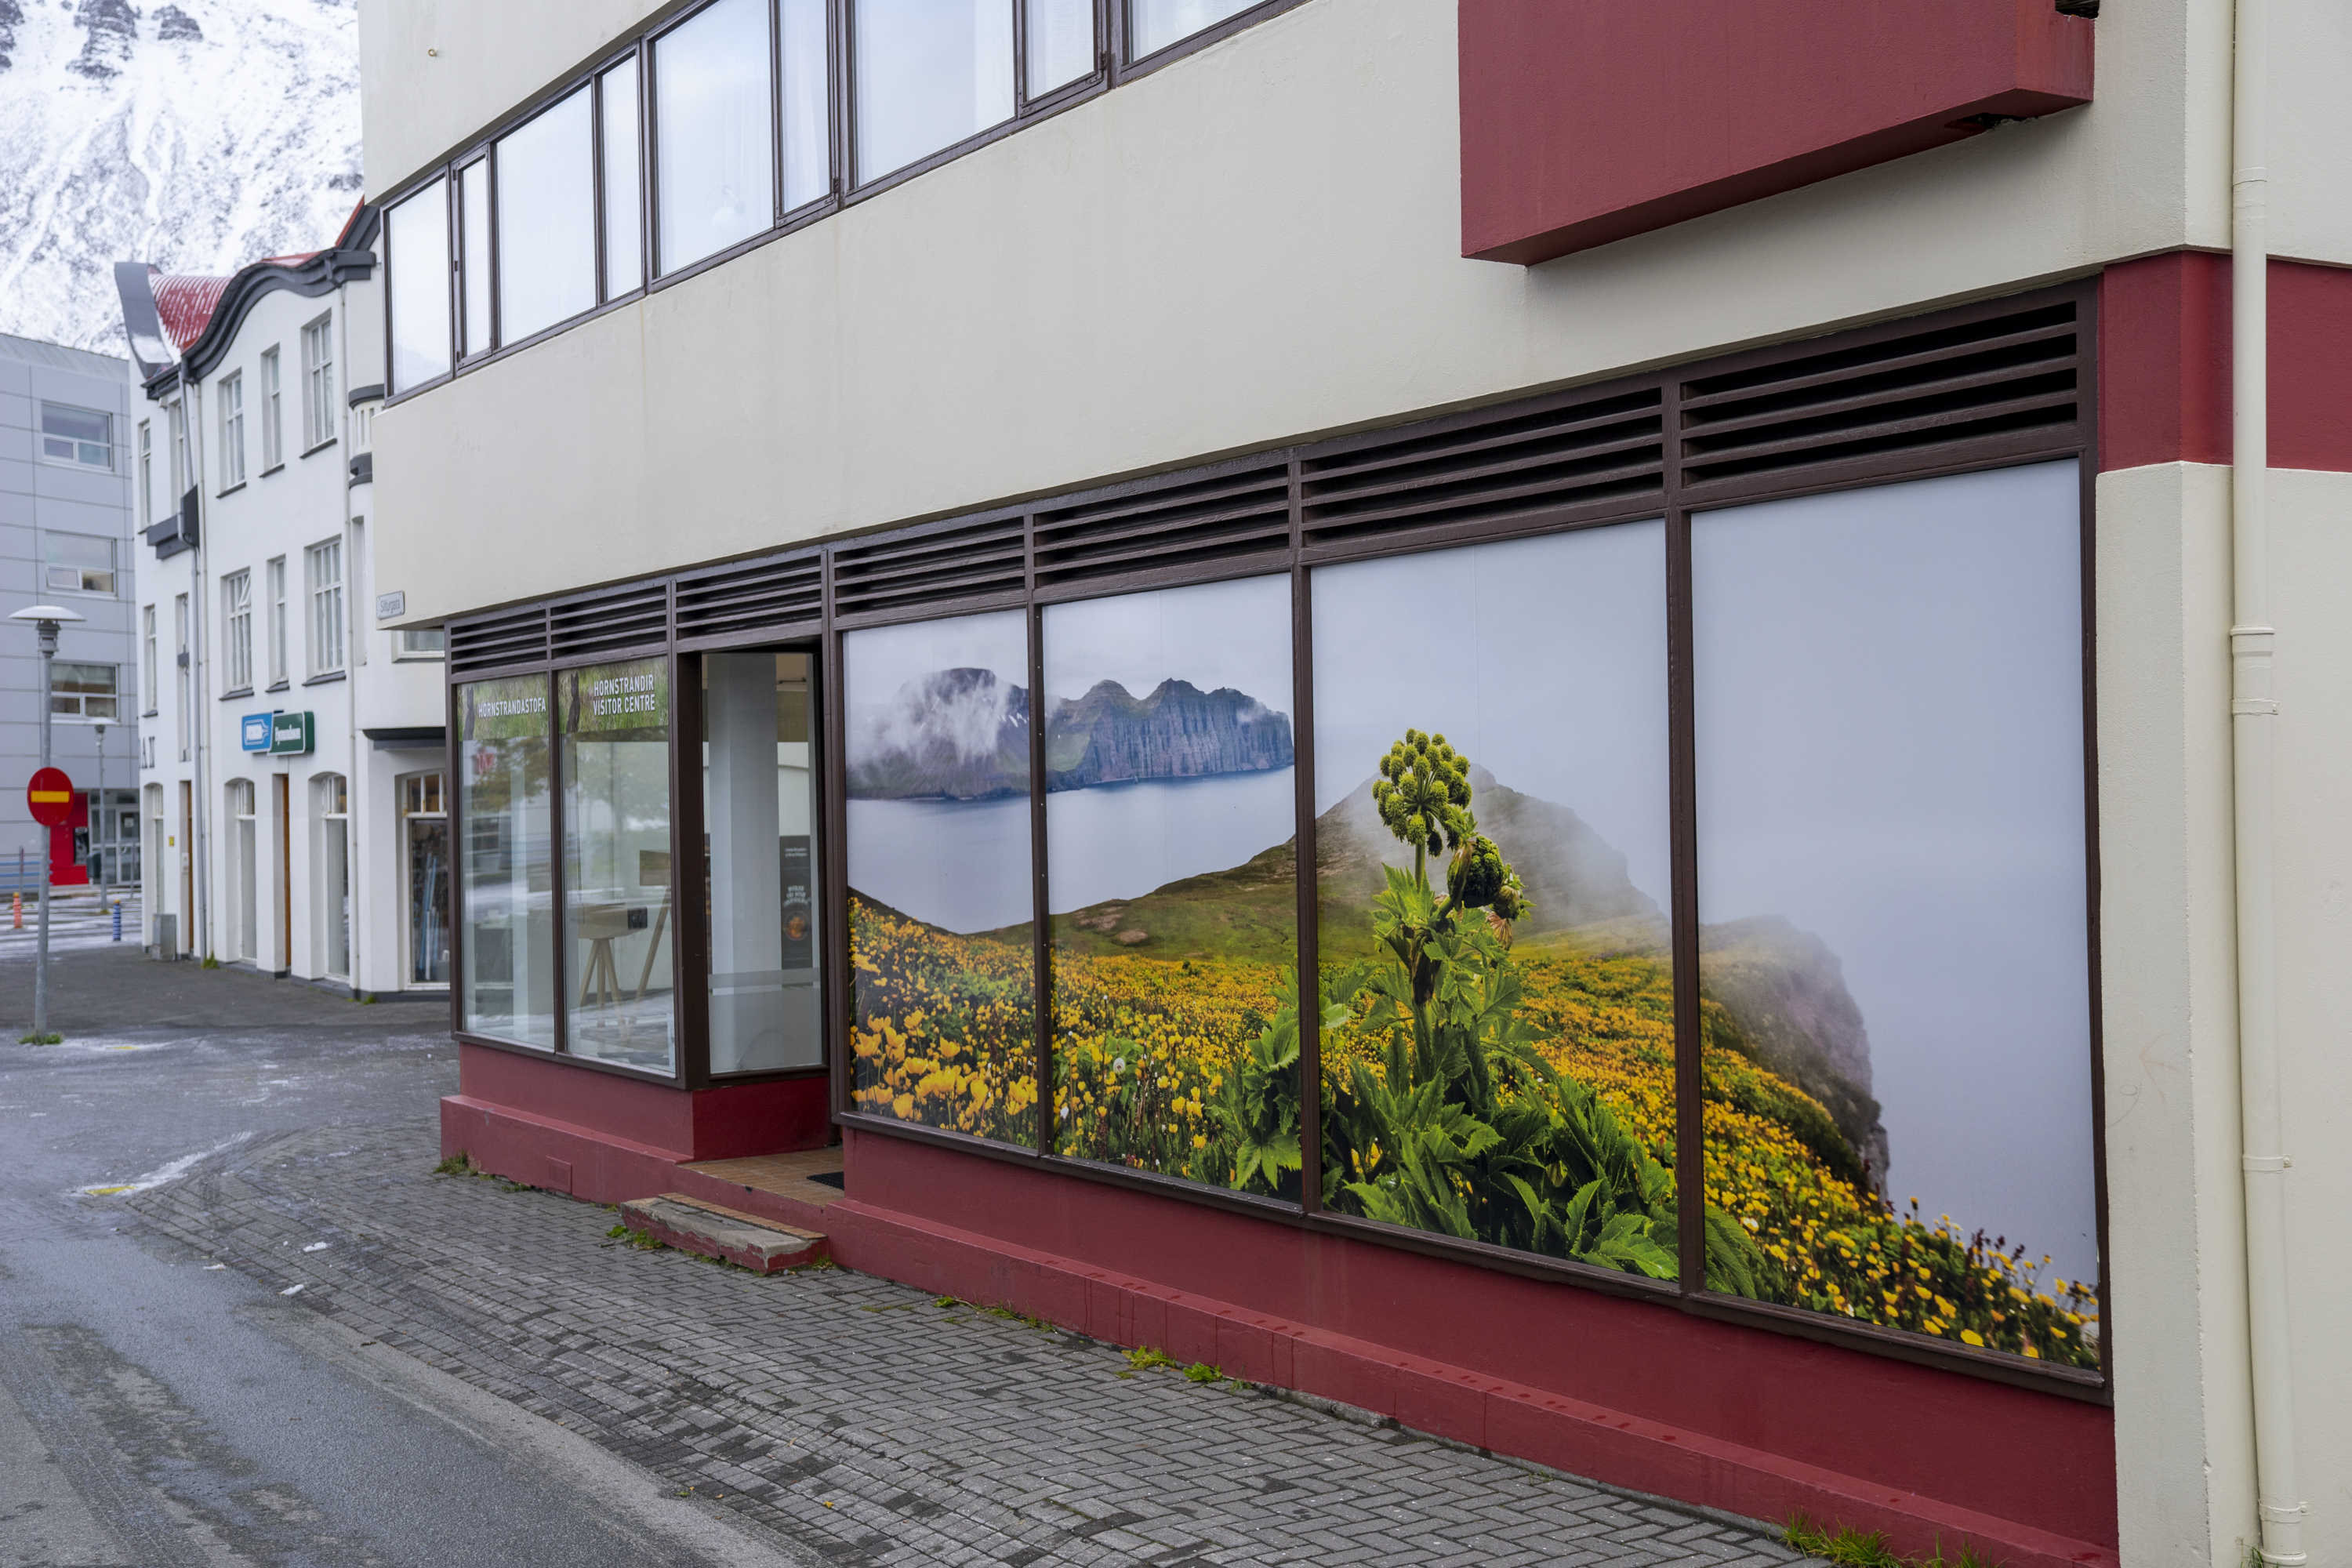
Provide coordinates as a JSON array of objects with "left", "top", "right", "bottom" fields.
[{"left": 2229, "top": 0, "right": 2303, "bottom": 1559}]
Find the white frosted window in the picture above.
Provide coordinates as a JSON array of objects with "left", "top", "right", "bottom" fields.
[
  {"left": 1026, "top": 0, "right": 1094, "bottom": 97},
  {"left": 387, "top": 180, "right": 451, "bottom": 392},
  {"left": 497, "top": 87, "right": 596, "bottom": 343},
  {"left": 459, "top": 160, "right": 492, "bottom": 355},
  {"left": 601, "top": 58, "right": 644, "bottom": 298},
  {"left": 1130, "top": 0, "right": 1253, "bottom": 60},
  {"left": 780, "top": 0, "right": 831, "bottom": 210},
  {"left": 654, "top": 0, "right": 775, "bottom": 275},
  {"left": 853, "top": 0, "right": 1014, "bottom": 185}
]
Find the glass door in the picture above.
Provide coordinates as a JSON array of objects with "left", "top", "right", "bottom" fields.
[{"left": 402, "top": 771, "right": 452, "bottom": 985}]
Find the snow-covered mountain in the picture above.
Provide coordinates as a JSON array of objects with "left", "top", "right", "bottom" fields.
[{"left": 0, "top": 0, "right": 361, "bottom": 354}]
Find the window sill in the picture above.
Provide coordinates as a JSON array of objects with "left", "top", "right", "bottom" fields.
[
  {"left": 300, "top": 438, "right": 338, "bottom": 460},
  {"left": 217, "top": 687, "right": 254, "bottom": 702},
  {"left": 301, "top": 670, "right": 347, "bottom": 686},
  {"left": 265, "top": 681, "right": 289, "bottom": 694},
  {"left": 260, "top": 463, "right": 285, "bottom": 478},
  {"left": 141, "top": 709, "right": 159, "bottom": 718},
  {"left": 217, "top": 481, "right": 246, "bottom": 499}
]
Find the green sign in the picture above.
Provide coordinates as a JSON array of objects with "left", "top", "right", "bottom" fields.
[{"left": 270, "top": 711, "right": 314, "bottom": 755}]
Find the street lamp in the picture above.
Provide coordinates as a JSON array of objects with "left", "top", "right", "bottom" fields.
[{"left": 12, "top": 603, "right": 88, "bottom": 1040}]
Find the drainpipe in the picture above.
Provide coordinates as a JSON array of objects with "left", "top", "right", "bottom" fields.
[
  {"left": 2228, "top": 0, "right": 2304, "bottom": 1559},
  {"left": 185, "top": 378, "right": 214, "bottom": 964}
]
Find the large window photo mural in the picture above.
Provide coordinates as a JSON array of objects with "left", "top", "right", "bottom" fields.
[
  {"left": 1043, "top": 576, "right": 1301, "bottom": 1196},
  {"left": 845, "top": 611, "right": 1038, "bottom": 1145},
  {"left": 1692, "top": 459, "right": 2099, "bottom": 1366},
  {"left": 1308, "top": 524, "right": 1702, "bottom": 1283}
]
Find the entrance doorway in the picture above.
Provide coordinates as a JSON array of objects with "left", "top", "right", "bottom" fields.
[
  {"left": 228, "top": 779, "right": 256, "bottom": 960},
  {"left": 274, "top": 773, "right": 292, "bottom": 971},
  {"left": 399, "top": 770, "right": 450, "bottom": 985},
  {"left": 177, "top": 779, "right": 193, "bottom": 955}
]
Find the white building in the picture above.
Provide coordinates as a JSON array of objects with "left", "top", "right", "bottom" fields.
[{"left": 115, "top": 208, "right": 450, "bottom": 993}]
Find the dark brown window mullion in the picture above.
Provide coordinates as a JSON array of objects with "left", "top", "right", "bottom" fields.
[
  {"left": 821, "top": 612, "right": 853, "bottom": 1127},
  {"left": 1289, "top": 543, "right": 1321, "bottom": 1217},
  {"left": 1661, "top": 372, "right": 1704, "bottom": 1295},
  {"left": 485, "top": 149, "right": 502, "bottom": 354},
  {"left": 1106, "top": 0, "right": 1127, "bottom": 83},
  {"left": 643, "top": 31, "right": 665, "bottom": 280},
  {"left": 769, "top": 0, "right": 786, "bottom": 224},
  {"left": 2070, "top": 339, "right": 2111, "bottom": 1380},
  {"left": 546, "top": 668, "right": 572, "bottom": 1056},
  {"left": 445, "top": 677, "right": 465, "bottom": 1040},
  {"left": 1012, "top": 0, "right": 1029, "bottom": 109},
  {"left": 672, "top": 641, "right": 710, "bottom": 1087},
  {"left": 826, "top": 0, "right": 847, "bottom": 200},
  {"left": 590, "top": 67, "right": 608, "bottom": 305},
  {"left": 443, "top": 169, "right": 461, "bottom": 376},
  {"left": 838, "top": 0, "right": 860, "bottom": 190},
  {"left": 1027, "top": 580, "right": 1054, "bottom": 1158}
]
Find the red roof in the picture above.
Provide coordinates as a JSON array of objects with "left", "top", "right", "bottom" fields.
[{"left": 150, "top": 271, "right": 231, "bottom": 351}]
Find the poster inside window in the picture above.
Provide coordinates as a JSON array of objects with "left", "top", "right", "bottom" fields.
[
  {"left": 1309, "top": 524, "right": 1700, "bottom": 1282},
  {"left": 845, "top": 612, "right": 1036, "bottom": 1145},
  {"left": 459, "top": 674, "right": 554, "bottom": 1047},
  {"left": 1044, "top": 576, "right": 1300, "bottom": 1196},
  {"left": 1691, "top": 460, "right": 2098, "bottom": 1365},
  {"left": 559, "top": 659, "right": 677, "bottom": 1073}
]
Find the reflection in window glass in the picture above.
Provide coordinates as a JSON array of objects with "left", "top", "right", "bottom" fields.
[
  {"left": 845, "top": 611, "right": 1034, "bottom": 1145},
  {"left": 1312, "top": 524, "right": 1687, "bottom": 1283},
  {"left": 1693, "top": 460, "right": 2099, "bottom": 1363},
  {"left": 1045, "top": 577, "right": 1298, "bottom": 1196},
  {"left": 459, "top": 161, "right": 492, "bottom": 355},
  {"left": 497, "top": 86, "right": 596, "bottom": 343},
  {"left": 780, "top": 0, "right": 831, "bottom": 210},
  {"left": 386, "top": 179, "right": 451, "bottom": 391},
  {"left": 1025, "top": 0, "right": 1094, "bottom": 97},
  {"left": 705, "top": 653, "right": 824, "bottom": 1073},
  {"left": 460, "top": 676, "right": 555, "bottom": 1047},
  {"left": 601, "top": 57, "right": 644, "bottom": 298},
  {"left": 655, "top": 0, "right": 774, "bottom": 274},
  {"left": 561, "top": 659, "right": 677, "bottom": 1073},
  {"left": 852, "top": 0, "right": 1014, "bottom": 184},
  {"left": 1129, "top": 0, "right": 1254, "bottom": 60}
]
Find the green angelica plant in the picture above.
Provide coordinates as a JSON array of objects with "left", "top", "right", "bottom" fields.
[{"left": 1323, "top": 730, "right": 1761, "bottom": 1292}]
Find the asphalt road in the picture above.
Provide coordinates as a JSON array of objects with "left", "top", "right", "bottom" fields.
[{"left": 0, "top": 941, "right": 808, "bottom": 1568}]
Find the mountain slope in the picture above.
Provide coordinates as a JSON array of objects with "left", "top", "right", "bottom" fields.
[{"left": 0, "top": 0, "right": 361, "bottom": 353}]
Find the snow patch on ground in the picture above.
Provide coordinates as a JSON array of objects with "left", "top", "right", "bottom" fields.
[{"left": 78, "top": 1127, "right": 254, "bottom": 1196}]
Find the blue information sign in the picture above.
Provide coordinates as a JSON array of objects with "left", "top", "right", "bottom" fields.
[{"left": 241, "top": 713, "right": 274, "bottom": 753}]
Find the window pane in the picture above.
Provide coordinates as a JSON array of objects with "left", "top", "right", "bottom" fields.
[
  {"left": 852, "top": 0, "right": 1014, "bottom": 185},
  {"left": 42, "top": 405, "right": 110, "bottom": 445},
  {"left": 780, "top": 0, "right": 830, "bottom": 210},
  {"left": 654, "top": 0, "right": 774, "bottom": 274},
  {"left": 497, "top": 86, "right": 597, "bottom": 343},
  {"left": 561, "top": 659, "right": 677, "bottom": 1073},
  {"left": 1312, "top": 524, "right": 1684, "bottom": 1283},
  {"left": 600, "top": 58, "right": 644, "bottom": 297},
  {"left": 1129, "top": 0, "right": 1254, "bottom": 59},
  {"left": 845, "top": 610, "right": 1034, "bottom": 1144},
  {"left": 1026, "top": 0, "right": 1093, "bottom": 96},
  {"left": 387, "top": 180, "right": 452, "bottom": 390},
  {"left": 1045, "top": 577, "right": 1298, "bottom": 1197},
  {"left": 460, "top": 162, "right": 492, "bottom": 354},
  {"left": 704, "top": 652, "right": 824, "bottom": 1074},
  {"left": 460, "top": 676, "right": 556, "bottom": 1047},
  {"left": 1693, "top": 460, "right": 2098, "bottom": 1363}
]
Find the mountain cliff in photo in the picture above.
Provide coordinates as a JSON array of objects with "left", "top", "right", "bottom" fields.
[
  {"left": 850, "top": 670, "right": 1294, "bottom": 800},
  {"left": 0, "top": 0, "right": 361, "bottom": 353}
]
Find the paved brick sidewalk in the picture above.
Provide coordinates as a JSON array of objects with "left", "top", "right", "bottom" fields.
[{"left": 129, "top": 1123, "right": 1816, "bottom": 1568}]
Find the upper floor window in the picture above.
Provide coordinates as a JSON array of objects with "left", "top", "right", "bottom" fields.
[
  {"left": 851, "top": 1, "right": 1012, "bottom": 185},
  {"left": 44, "top": 532, "right": 118, "bottom": 596},
  {"left": 49, "top": 662, "right": 119, "bottom": 721},
  {"left": 307, "top": 538, "right": 345, "bottom": 675},
  {"left": 303, "top": 316, "right": 336, "bottom": 449},
  {"left": 267, "top": 556, "right": 289, "bottom": 684},
  {"left": 168, "top": 399, "right": 188, "bottom": 499},
  {"left": 260, "top": 346, "right": 284, "bottom": 469},
  {"left": 1129, "top": 0, "right": 1259, "bottom": 60},
  {"left": 654, "top": 0, "right": 778, "bottom": 274},
  {"left": 398, "top": 625, "right": 448, "bottom": 660},
  {"left": 601, "top": 57, "right": 645, "bottom": 298},
  {"left": 223, "top": 570, "right": 254, "bottom": 691},
  {"left": 219, "top": 370, "right": 246, "bottom": 488},
  {"left": 41, "top": 403, "right": 113, "bottom": 469},
  {"left": 499, "top": 85, "right": 597, "bottom": 342},
  {"left": 386, "top": 180, "right": 452, "bottom": 394},
  {"left": 142, "top": 605, "right": 158, "bottom": 714},
  {"left": 459, "top": 158, "right": 492, "bottom": 357},
  {"left": 136, "top": 421, "right": 152, "bottom": 526}
]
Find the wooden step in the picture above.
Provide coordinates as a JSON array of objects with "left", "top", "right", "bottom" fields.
[{"left": 619, "top": 1193, "right": 829, "bottom": 1273}]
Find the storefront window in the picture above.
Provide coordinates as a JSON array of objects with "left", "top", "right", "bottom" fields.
[
  {"left": 1691, "top": 459, "right": 2098, "bottom": 1363},
  {"left": 1044, "top": 576, "right": 1300, "bottom": 1197},
  {"left": 1311, "top": 524, "right": 1686, "bottom": 1282},
  {"left": 460, "top": 675, "right": 556, "bottom": 1047},
  {"left": 561, "top": 659, "right": 677, "bottom": 1073},
  {"left": 703, "top": 652, "right": 823, "bottom": 1073},
  {"left": 845, "top": 611, "right": 1036, "bottom": 1145}
]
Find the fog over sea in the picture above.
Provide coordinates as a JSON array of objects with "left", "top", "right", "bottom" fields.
[{"left": 848, "top": 766, "right": 1297, "bottom": 935}]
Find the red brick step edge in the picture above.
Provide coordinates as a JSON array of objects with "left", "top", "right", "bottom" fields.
[{"left": 619, "top": 1193, "right": 829, "bottom": 1274}]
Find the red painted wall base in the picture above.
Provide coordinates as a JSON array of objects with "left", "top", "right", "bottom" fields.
[{"left": 441, "top": 1091, "right": 2117, "bottom": 1567}]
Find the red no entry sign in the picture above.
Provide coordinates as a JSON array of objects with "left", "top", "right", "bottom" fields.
[{"left": 27, "top": 767, "right": 73, "bottom": 828}]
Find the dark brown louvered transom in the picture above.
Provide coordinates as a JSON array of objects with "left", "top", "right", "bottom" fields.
[
  {"left": 448, "top": 607, "right": 549, "bottom": 675},
  {"left": 445, "top": 287, "right": 2089, "bottom": 662},
  {"left": 1678, "top": 301, "right": 2080, "bottom": 489},
  {"left": 1300, "top": 385, "right": 1667, "bottom": 551},
  {"left": 830, "top": 514, "right": 1025, "bottom": 621},
  {"left": 675, "top": 554, "right": 823, "bottom": 640},
  {"left": 1034, "top": 459, "right": 1291, "bottom": 589},
  {"left": 549, "top": 585, "right": 668, "bottom": 660}
]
